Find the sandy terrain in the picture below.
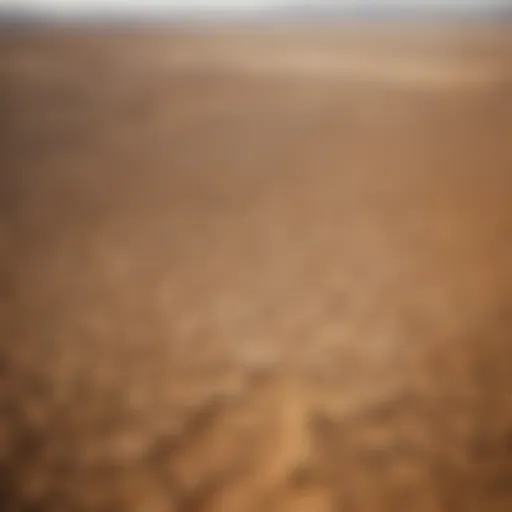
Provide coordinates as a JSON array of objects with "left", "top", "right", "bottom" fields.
[{"left": 1, "top": 24, "right": 512, "bottom": 511}]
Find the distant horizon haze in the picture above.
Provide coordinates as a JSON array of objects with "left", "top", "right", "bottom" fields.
[{"left": 1, "top": 0, "right": 512, "bottom": 19}]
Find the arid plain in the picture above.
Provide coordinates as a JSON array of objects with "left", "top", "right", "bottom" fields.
[{"left": 1, "top": 23, "right": 512, "bottom": 511}]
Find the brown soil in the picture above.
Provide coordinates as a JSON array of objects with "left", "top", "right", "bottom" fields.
[{"left": 1, "top": 24, "right": 512, "bottom": 511}]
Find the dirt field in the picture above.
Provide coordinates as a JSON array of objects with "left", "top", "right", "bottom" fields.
[{"left": 1, "top": 24, "right": 512, "bottom": 511}]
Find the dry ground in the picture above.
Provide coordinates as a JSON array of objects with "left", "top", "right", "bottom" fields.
[{"left": 1, "top": 24, "right": 512, "bottom": 511}]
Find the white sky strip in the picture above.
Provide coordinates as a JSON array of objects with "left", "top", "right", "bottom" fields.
[{"left": 0, "top": 0, "right": 510, "bottom": 15}]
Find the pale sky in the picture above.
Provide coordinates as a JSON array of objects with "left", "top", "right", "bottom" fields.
[
  {"left": 2, "top": 0, "right": 291, "bottom": 10},
  {"left": 1, "top": 0, "right": 509, "bottom": 14}
]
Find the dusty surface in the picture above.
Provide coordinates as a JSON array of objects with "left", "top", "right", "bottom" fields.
[{"left": 1, "top": 25, "right": 512, "bottom": 511}]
